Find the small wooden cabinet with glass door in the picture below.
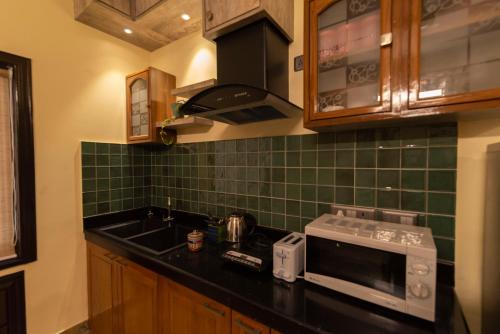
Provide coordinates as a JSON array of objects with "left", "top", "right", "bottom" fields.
[
  {"left": 126, "top": 67, "right": 176, "bottom": 144},
  {"left": 304, "top": 0, "right": 500, "bottom": 129}
]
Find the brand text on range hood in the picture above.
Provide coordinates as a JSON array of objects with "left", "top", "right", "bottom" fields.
[{"left": 180, "top": 20, "right": 302, "bottom": 125}]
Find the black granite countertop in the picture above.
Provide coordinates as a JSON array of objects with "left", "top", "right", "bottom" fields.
[{"left": 84, "top": 209, "right": 469, "bottom": 334}]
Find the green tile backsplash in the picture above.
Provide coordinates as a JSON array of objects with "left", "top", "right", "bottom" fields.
[{"left": 81, "top": 123, "right": 457, "bottom": 262}]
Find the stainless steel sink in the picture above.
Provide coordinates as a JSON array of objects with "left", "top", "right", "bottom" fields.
[{"left": 98, "top": 220, "right": 192, "bottom": 255}]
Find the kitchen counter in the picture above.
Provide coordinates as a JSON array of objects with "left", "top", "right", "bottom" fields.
[{"left": 84, "top": 209, "right": 469, "bottom": 334}]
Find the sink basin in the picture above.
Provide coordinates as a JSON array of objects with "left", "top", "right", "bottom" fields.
[
  {"left": 100, "top": 220, "right": 165, "bottom": 238},
  {"left": 127, "top": 225, "right": 193, "bottom": 255}
]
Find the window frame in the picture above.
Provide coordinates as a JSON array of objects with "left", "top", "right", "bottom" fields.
[{"left": 0, "top": 51, "right": 36, "bottom": 270}]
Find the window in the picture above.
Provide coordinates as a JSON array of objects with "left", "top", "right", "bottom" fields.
[{"left": 0, "top": 51, "right": 36, "bottom": 270}]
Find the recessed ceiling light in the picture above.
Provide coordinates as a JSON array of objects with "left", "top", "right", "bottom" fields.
[
  {"left": 124, "top": 28, "right": 133, "bottom": 34},
  {"left": 181, "top": 13, "right": 191, "bottom": 21}
]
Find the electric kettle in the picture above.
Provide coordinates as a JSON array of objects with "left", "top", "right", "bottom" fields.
[{"left": 226, "top": 213, "right": 247, "bottom": 243}]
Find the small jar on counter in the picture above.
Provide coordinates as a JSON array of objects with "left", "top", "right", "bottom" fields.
[{"left": 187, "top": 230, "right": 204, "bottom": 252}]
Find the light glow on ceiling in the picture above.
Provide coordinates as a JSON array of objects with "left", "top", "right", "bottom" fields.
[
  {"left": 181, "top": 13, "right": 191, "bottom": 21},
  {"left": 123, "top": 28, "right": 133, "bottom": 34}
]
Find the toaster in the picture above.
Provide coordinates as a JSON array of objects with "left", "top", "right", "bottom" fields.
[{"left": 273, "top": 232, "right": 305, "bottom": 282}]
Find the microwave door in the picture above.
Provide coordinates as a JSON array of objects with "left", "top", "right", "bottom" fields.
[{"left": 306, "top": 235, "right": 406, "bottom": 299}]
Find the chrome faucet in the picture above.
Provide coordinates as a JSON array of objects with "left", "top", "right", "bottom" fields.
[{"left": 163, "top": 196, "right": 174, "bottom": 227}]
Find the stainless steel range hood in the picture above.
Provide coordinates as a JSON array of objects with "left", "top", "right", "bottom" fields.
[{"left": 180, "top": 20, "right": 302, "bottom": 125}]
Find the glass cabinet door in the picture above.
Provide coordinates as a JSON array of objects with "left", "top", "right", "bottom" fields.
[
  {"left": 409, "top": 0, "right": 500, "bottom": 108},
  {"left": 129, "top": 77, "right": 149, "bottom": 140},
  {"left": 309, "top": 0, "right": 392, "bottom": 119}
]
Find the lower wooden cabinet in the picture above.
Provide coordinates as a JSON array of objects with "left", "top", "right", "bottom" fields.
[
  {"left": 160, "top": 277, "right": 231, "bottom": 334},
  {"left": 87, "top": 243, "right": 158, "bottom": 334},
  {"left": 232, "top": 311, "right": 270, "bottom": 334},
  {"left": 87, "top": 242, "right": 282, "bottom": 334}
]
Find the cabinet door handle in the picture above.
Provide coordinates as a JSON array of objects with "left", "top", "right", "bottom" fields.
[
  {"left": 234, "top": 319, "right": 261, "bottom": 334},
  {"left": 206, "top": 11, "right": 214, "bottom": 21},
  {"left": 202, "top": 302, "right": 225, "bottom": 317}
]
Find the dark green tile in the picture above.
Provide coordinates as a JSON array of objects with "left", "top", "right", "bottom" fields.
[
  {"left": 301, "top": 168, "right": 317, "bottom": 184},
  {"left": 336, "top": 131, "right": 355, "bottom": 149},
  {"left": 82, "top": 142, "right": 96, "bottom": 155},
  {"left": 96, "top": 167, "right": 109, "bottom": 178},
  {"left": 259, "top": 182, "right": 271, "bottom": 197},
  {"left": 286, "top": 200, "right": 300, "bottom": 216},
  {"left": 318, "top": 133, "right": 335, "bottom": 150},
  {"left": 259, "top": 197, "right": 271, "bottom": 212},
  {"left": 110, "top": 189, "right": 122, "bottom": 201},
  {"left": 236, "top": 195, "right": 247, "bottom": 209},
  {"left": 272, "top": 136, "right": 285, "bottom": 151},
  {"left": 336, "top": 150, "right": 354, "bottom": 167},
  {"left": 335, "top": 187, "right": 354, "bottom": 205},
  {"left": 428, "top": 192, "right": 455, "bottom": 215},
  {"left": 377, "top": 190, "right": 399, "bottom": 209},
  {"left": 272, "top": 152, "right": 285, "bottom": 167},
  {"left": 287, "top": 168, "right": 301, "bottom": 183},
  {"left": 226, "top": 140, "right": 237, "bottom": 152},
  {"left": 301, "top": 201, "right": 317, "bottom": 218},
  {"left": 122, "top": 188, "right": 133, "bottom": 198},
  {"left": 259, "top": 168, "right": 271, "bottom": 182},
  {"left": 259, "top": 212, "right": 272, "bottom": 227},
  {"left": 82, "top": 154, "right": 95, "bottom": 166},
  {"left": 302, "top": 151, "right": 317, "bottom": 167},
  {"left": 318, "top": 169, "right": 334, "bottom": 185},
  {"left": 286, "top": 152, "right": 300, "bottom": 167},
  {"left": 248, "top": 196, "right": 259, "bottom": 210},
  {"left": 401, "top": 191, "right": 425, "bottom": 212},
  {"left": 110, "top": 155, "right": 121, "bottom": 166},
  {"left": 272, "top": 168, "right": 285, "bottom": 183},
  {"left": 259, "top": 137, "right": 271, "bottom": 151},
  {"left": 97, "top": 190, "right": 110, "bottom": 203},
  {"left": 110, "top": 167, "right": 122, "bottom": 178},
  {"left": 123, "top": 199, "right": 133, "bottom": 210},
  {"left": 402, "top": 148, "right": 427, "bottom": 168},
  {"left": 318, "top": 151, "right": 335, "bottom": 168},
  {"left": 317, "top": 186, "right": 334, "bottom": 203},
  {"left": 401, "top": 126, "right": 427, "bottom": 147},
  {"left": 402, "top": 170, "right": 426, "bottom": 190},
  {"left": 377, "top": 128, "right": 400, "bottom": 148},
  {"left": 235, "top": 140, "right": 246, "bottom": 152},
  {"left": 82, "top": 179, "right": 96, "bottom": 192},
  {"left": 247, "top": 153, "right": 259, "bottom": 166},
  {"left": 97, "top": 202, "right": 110, "bottom": 214},
  {"left": 286, "top": 136, "right": 301, "bottom": 151},
  {"left": 110, "top": 144, "right": 122, "bottom": 154},
  {"left": 377, "top": 170, "right": 400, "bottom": 189},
  {"left": 83, "top": 192, "right": 97, "bottom": 204},
  {"left": 356, "top": 129, "right": 376, "bottom": 148},
  {"left": 272, "top": 199, "right": 285, "bottom": 214},
  {"left": 434, "top": 238, "right": 454, "bottom": 261},
  {"left": 97, "top": 179, "right": 109, "bottom": 191},
  {"left": 272, "top": 183, "right": 285, "bottom": 198},
  {"left": 286, "top": 184, "right": 301, "bottom": 200},
  {"left": 247, "top": 182, "right": 258, "bottom": 196},
  {"left": 429, "top": 147, "right": 457, "bottom": 169},
  {"left": 317, "top": 203, "right": 332, "bottom": 215},
  {"left": 356, "top": 150, "right": 376, "bottom": 168},
  {"left": 247, "top": 167, "right": 259, "bottom": 181},
  {"left": 356, "top": 169, "right": 375, "bottom": 188},
  {"left": 83, "top": 203, "right": 97, "bottom": 217},
  {"left": 110, "top": 200, "right": 122, "bottom": 213},
  {"left": 427, "top": 215, "right": 455, "bottom": 238},
  {"left": 272, "top": 214, "right": 285, "bottom": 229},
  {"left": 335, "top": 169, "right": 354, "bottom": 186},
  {"left": 301, "top": 185, "right": 316, "bottom": 202},
  {"left": 429, "top": 124, "right": 457, "bottom": 146},
  {"left": 428, "top": 171, "right": 456, "bottom": 192},
  {"left": 96, "top": 143, "right": 110, "bottom": 155},
  {"left": 301, "top": 134, "right": 318, "bottom": 150},
  {"left": 378, "top": 149, "right": 401, "bottom": 168},
  {"left": 286, "top": 216, "right": 301, "bottom": 232},
  {"left": 355, "top": 189, "right": 375, "bottom": 207},
  {"left": 82, "top": 167, "right": 96, "bottom": 179}
]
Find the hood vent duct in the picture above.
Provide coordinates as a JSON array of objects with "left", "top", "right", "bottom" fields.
[{"left": 180, "top": 20, "right": 302, "bottom": 125}]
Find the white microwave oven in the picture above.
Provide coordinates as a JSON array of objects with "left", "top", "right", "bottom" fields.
[{"left": 304, "top": 214, "right": 437, "bottom": 321}]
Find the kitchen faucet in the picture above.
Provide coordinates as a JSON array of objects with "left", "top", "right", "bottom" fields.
[{"left": 163, "top": 196, "right": 174, "bottom": 227}]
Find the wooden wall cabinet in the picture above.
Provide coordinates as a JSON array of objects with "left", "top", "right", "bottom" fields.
[
  {"left": 202, "top": 0, "right": 294, "bottom": 41},
  {"left": 87, "top": 243, "right": 159, "bottom": 334},
  {"left": 126, "top": 67, "right": 175, "bottom": 144},
  {"left": 304, "top": 0, "right": 500, "bottom": 130}
]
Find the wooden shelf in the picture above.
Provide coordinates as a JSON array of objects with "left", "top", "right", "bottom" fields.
[
  {"left": 156, "top": 116, "right": 213, "bottom": 129},
  {"left": 171, "top": 79, "right": 217, "bottom": 99}
]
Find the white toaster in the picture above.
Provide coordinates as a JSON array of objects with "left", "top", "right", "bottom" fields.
[{"left": 273, "top": 232, "right": 305, "bottom": 282}]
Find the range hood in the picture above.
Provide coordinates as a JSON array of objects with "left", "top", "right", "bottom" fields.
[{"left": 180, "top": 20, "right": 302, "bottom": 125}]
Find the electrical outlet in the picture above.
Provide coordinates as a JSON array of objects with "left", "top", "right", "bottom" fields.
[
  {"left": 381, "top": 210, "right": 418, "bottom": 226},
  {"left": 294, "top": 55, "right": 304, "bottom": 72},
  {"left": 331, "top": 205, "right": 375, "bottom": 220}
]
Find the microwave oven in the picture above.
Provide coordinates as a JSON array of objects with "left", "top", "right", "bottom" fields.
[{"left": 304, "top": 214, "right": 437, "bottom": 321}]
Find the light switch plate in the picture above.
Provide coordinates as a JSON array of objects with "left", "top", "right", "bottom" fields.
[
  {"left": 381, "top": 210, "right": 418, "bottom": 225},
  {"left": 331, "top": 205, "right": 376, "bottom": 220},
  {"left": 294, "top": 55, "right": 304, "bottom": 72}
]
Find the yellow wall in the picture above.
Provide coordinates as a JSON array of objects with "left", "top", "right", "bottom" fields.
[
  {"left": 0, "top": 0, "right": 149, "bottom": 332},
  {"left": 456, "top": 116, "right": 500, "bottom": 333}
]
